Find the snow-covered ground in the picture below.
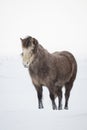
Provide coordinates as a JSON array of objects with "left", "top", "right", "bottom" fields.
[{"left": 0, "top": 55, "right": 87, "bottom": 130}]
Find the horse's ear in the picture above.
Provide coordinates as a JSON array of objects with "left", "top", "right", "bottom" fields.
[
  {"left": 20, "top": 38, "right": 23, "bottom": 42},
  {"left": 33, "top": 38, "right": 38, "bottom": 46}
]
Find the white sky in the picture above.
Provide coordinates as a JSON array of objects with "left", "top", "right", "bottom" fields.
[{"left": 0, "top": 0, "right": 87, "bottom": 56}]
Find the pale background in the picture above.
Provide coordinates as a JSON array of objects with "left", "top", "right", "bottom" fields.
[
  {"left": 0, "top": 0, "right": 87, "bottom": 56},
  {"left": 0, "top": 0, "right": 87, "bottom": 130}
]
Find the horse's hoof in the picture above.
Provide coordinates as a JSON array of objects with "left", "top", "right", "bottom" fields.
[
  {"left": 53, "top": 105, "right": 57, "bottom": 110},
  {"left": 64, "top": 106, "right": 68, "bottom": 110},
  {"left": 38, "top": 107, "right": 44, "bottom": 109},
  {"left": 38, "top": 105, "right": 44, "bottom": 109},
  {"left": 53, "top": 107, "right": 57, "bottom": 110},
  {"left": 58, "top": 106, "right": 62, "bottom": 110}
]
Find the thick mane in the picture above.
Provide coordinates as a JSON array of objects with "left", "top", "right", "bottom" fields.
[{"left": 36, "top": 44, "right": 50, "bottom": 59}]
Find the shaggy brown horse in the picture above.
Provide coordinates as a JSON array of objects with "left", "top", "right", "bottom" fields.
[{"left": 20, "top": 36, "right": 77, "bottom": 110}]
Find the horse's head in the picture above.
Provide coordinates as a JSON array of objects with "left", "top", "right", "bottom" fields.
[{"left": 20, "top": 36, "right": 38, "bottom": 68}]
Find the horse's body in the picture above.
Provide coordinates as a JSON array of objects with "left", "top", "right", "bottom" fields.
[{"left": 21, "top": 36, "right": 77, "bottom": 110}]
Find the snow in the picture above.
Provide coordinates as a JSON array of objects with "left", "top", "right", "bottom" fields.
[
  {"left": 0, "top": 55, "right": 87, "bottom": 130},
  {"left": 0, "top": 0, "right": 87, "bottom": 56},
  {"left": 0, "top": 0, "right": 87, "bottom": 129}
]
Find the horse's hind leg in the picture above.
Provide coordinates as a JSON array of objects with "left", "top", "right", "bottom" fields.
[
  {"left": 57, "top": 87, "right": 62, "bottom": 110},
  {"left": 34, "top": 85, "right": 44, "bottom": 109},
  {"left": 64, "top": 81, "right": 73, "bottom": 110}
]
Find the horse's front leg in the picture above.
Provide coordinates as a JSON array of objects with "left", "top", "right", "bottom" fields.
[
  {"left": 50, "top": 92, "right": 57, "bottom": 110},
  {"left": 34, "top": 85, "right": 44, "bottom": 109},
  {"left": 49, "top": 87, "right": 57, "bottom": 110}
]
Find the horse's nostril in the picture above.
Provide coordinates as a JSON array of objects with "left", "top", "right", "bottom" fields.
[
  {"left": 24, "top": 64, "right": 28, "bottom": 68},
  {"left": 23, "top": 62, "right": 29, "bottom": 68}
]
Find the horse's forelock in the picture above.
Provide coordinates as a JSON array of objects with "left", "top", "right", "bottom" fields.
[{"left": 21, "top": 36, "right": 32, "bottom": 48}]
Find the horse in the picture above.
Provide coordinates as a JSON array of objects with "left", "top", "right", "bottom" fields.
[{"left": 20, "top": 36, "right": 77, "bottom": 110}]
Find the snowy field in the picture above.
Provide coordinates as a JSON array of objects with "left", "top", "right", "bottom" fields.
[
  {"left": 0, "top": 0, "right": 87, "bottom": 129},
  {"left": 0, "top": 55, "right": 87, "bottom": 130}
]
